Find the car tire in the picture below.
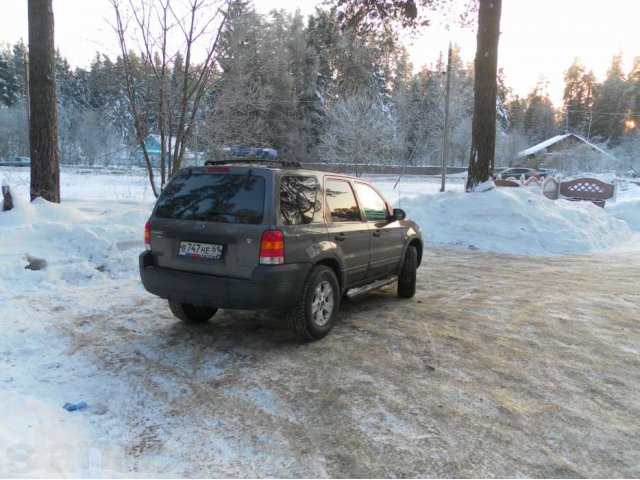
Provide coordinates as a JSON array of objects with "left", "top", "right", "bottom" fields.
[
  {"left": 287, "top": 265, "right": 340, "bottom": 341},
  {"left": 397, "top": 245, "right": 417, "bottom": 298},
  {"left": 168, "top": 300, "right": 217, "bottom": 323}
]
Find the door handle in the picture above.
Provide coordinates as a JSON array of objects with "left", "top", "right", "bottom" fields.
[
  {"left": 334, "top": 233, "right": 345, "bottom": 242},
  {"left": 372, "top": 231, "right": 381, "bottom": 238}
]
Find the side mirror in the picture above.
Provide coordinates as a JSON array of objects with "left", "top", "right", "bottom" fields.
[{"left": 391, "top": 208, "right": 406, "bottom": 221}]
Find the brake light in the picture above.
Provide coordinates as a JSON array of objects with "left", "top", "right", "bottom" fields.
[
  {"left": 206, "top": 166, "right": 230, "bottom": 173},
  {"left": 259, "top": 230, "right": 284, "bottom": 265},
  {"left": 144, "top": 221, "right": 151, "bottom": 250}
]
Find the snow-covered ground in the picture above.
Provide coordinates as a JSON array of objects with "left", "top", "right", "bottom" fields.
[{"left": 1, "top": 166, "right": 639, "bottom": 476}]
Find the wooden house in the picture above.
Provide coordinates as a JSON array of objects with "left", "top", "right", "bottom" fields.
[{"left": 515, "top": 133, "right": 617, "bottom": 171}]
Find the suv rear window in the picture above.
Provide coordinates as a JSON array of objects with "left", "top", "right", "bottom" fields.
[{"left": 154, "top": 171, "right": 265, "bottom": 224}]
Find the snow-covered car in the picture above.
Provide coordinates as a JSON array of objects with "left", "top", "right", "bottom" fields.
[
  {"left": 494, "top": 167, "right": 540, "bottom": 180},
  {"left": 0, "top": 156, "right": 30, "bottom": 167},
  {"left": 536, "top": 163, "right": 557, "bottom": 178}
]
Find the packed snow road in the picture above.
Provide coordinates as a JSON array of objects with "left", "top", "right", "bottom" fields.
[{"left": 44, "top": 245, "right": 640, "bottom": 477}]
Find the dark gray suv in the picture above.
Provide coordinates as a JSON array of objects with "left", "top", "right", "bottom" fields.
[{"left": 139, "top": 161, "right": 423, "bottom": 340}]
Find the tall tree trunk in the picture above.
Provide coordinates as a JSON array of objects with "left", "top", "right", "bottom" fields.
[
  {"left": 466, "top": 0, "right": 501, "bottom": 192},
  {"left": 28, "top": 0, "right": 60, "bottom": 202}
]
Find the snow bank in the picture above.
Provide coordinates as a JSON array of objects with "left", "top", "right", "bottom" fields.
[
  {"left": 0, "top": 195, "right": 151, "bottom": 292},
  {"left": 0, "top": 196, "right": 92, "bottom": 226},
  {"left": 607, "top": 199, "right": 640, "bottom": 231},
  {"left": 401, "top": 186, "right": 632, "bottom": 255},
  {"left": 606, "top": 181, "right": 640, "bottom": 231}
]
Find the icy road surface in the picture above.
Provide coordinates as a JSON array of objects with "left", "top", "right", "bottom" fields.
[{"left": 3, "top": 246, "right": 638, "bottom": 477}]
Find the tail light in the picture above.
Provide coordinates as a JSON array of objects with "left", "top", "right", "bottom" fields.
[
  {"left": 144, "top": 221, "right": 151, "bottom": 250},
  {"left": 259, "top": 230, "right": 284, "bottom": 265}
]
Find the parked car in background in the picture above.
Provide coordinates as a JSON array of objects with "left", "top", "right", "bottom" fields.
[
  {"left": 139, "top": 158, "right": 423, "bottom": 340},
  {"left": 494, "top": 167, "right": 540, "bottom": 180},
  {"left": 0, "top": 156, "right": 30, "bottom": 167},
  {"left": 536, "top": 163, "right": 557, "bottom": 178}
]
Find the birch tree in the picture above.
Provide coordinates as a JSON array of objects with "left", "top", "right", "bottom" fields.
[
  {"left": 111, "top": 0, "right": 228, "bottom": 196},
  {"left": 319, "top": 92, "right": 397, "bottom": 176}
]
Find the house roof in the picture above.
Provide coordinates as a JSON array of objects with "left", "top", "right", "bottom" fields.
[{"left": 516, "top": 133, "right": 616, "bottom": 160}]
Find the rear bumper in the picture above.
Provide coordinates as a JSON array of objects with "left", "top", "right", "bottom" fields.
[{"left": 139, "top": 251, "right": 311, "bottom": 310}]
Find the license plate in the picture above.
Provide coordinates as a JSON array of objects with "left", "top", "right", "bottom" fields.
[{"left": 178, "top": 241, "right": 223, "bottom": 259}]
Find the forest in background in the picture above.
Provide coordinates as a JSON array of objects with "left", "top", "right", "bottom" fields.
[{"left": 1, "top": 1, "right": 639, "bottom": 172}]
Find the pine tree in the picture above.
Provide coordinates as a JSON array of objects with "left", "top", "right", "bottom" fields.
[
  {"left": 28, "top": 0, "right": 60, "bottom": 203},
  {"left": 496, "top": 67, "right": 511, "bottom": 131},
  {"left": 12, "top": 42, "right": 28, "bottom": 102},
  {"left": 288, "top": 11, "right": 325, "bottom": 160},
  {"left": 590, "top": 54, "right": 627, "bottom": 144},
  {"left": 204, "top": 1, "right": 269, "bottom": 151},
  {"left": 524, "top": 83, "right": 557, "bottom": 143},
  {"left": 562, "top": 58, "right": 595, "bottom": 136},
  {"left": 0, "top": 48, "right": 22, "bottom": 107},
  {"left": 505, "top": 95, "right": 527, "bottom": 133},
  {"left": 306, "top": 10, "right": 341, "bottom": 102},
  {"left": 626, "top": 56, "right": 640, "bottom": 135},
  {"left": 466, "top": 0, "right": 502, "bottom": 191},
  {"left": 391, "top": 49, "right": 420, "bottom": 165}
]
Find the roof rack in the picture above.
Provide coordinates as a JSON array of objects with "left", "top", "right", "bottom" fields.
[
  {"left": 204, "top": 158, "right": 302, "bottom": 168},
  {"left": 203, "top": 146, "right": 300, "bottom": 168}
]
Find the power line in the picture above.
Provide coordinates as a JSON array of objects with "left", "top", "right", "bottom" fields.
[{"left": 564, "top": 109, "right": 640, "bottom": 117}]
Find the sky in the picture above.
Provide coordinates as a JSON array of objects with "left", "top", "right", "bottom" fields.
[{"left": 1, "top": 0, "right": 639, "bottom": 108}]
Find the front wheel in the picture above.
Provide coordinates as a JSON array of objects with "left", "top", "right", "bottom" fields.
[
  {"left": 168, "top": 300, "right": 217, "bottom": 323},
  {"left": 397, "top": 245, "right": 417, "bottom": 298},
  {"left": 287, "top": 266, "right": 340, "bottom": 341}
]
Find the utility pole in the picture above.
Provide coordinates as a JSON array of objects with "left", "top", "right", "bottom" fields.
[{"left": 440, "top": 42, "right": 452, "bottom": 193}]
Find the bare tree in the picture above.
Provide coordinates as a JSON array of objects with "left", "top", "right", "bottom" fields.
[
  {"left": 111, "top": 0, "right": 228, "bottom": 197},
  {"left": 495, "top": 129, "right": 527, "bottom": 167},
  {"left": 0, "top": 102, "right": 29, "bottom": 159},
  {"left": 319, "top": 92, "right": 397, "bottom": 176},
  {"left": 28, "top": 0, "right": 60, "bottom": 202},
  {"left": 466, "top": 0, "right": 502, "bottom": 191}
]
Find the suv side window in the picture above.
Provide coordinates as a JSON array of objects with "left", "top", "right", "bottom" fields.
[
  {"left": 354, "top": 182, "right": 389, "bottom": 221},
  {"left": 280, "top": 176, "right": 318, "bottom": 225},
  {"left": 325, "top": 179, "right": 362, "bottom": 222}
]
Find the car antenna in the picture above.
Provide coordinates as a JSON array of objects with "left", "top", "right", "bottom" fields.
[{"left": 393, "top": 156, "right": 408, "bottom": 209}]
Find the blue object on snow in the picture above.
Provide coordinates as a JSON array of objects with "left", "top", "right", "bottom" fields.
[{"left": 63, "top": 401, "right": 88, "bottom": 412}]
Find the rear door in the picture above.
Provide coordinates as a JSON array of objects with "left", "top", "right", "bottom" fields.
[
  {"left": 278, "top": 174, "right": 330, "bottom": 263},
  {"left": 353, "top": 181, "right": 404, "bottom": 278},
  {"left": 324, "top": 178, "right": 370, "bottom": 285},
  {"left": 148, "top": 167, "right": 270, "bottom": 280}
]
